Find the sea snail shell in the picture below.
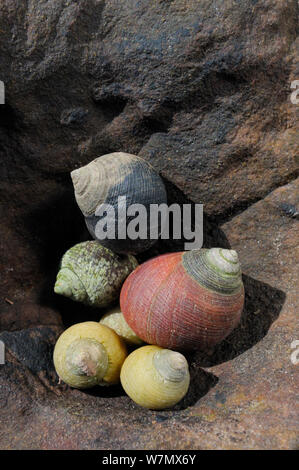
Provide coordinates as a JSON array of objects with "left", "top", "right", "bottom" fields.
[
  {"left": 120, "top": 345, "right": 190, "bottom": 409},
  {"left": 54, "top": 241, "right": 138, "bottom": 308},
  {"left": 71, "top": 152, "right": 167, "bottom": 255},
  {"left": 120, "top": 248, "right": 245, "bottom": 351},
  {"left": 53, "top": 322, "right": 127, "bottom": 388},
  {"left": 100, "top": 306, "right": 143, "bottom": 346}
]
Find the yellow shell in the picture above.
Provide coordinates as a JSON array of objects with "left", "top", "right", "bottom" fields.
[
  {"left": 53, "top": 321, "right": 127, "bottom": 389},
  {"left": 99, "top": 306, "right": 143, "bottom": 346},
  {"left": 120, "top": 345, "right": 190, "bottom": 409}
]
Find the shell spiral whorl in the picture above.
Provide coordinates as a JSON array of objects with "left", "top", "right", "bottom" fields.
[
  {"left": 71, "top": 153, "right": 133, "bottom": 218},
  {"left": 182, "top": 248, "right": 242, "bottom": 294},
  {"left": 153, "top": 349, "right": 188, "bottom": 383},
  {"left": 120, "top": 248, "right": 244, "bottom": 351},
  {"left": 65, "top": 338, "right": 108, "bottom": 379}
]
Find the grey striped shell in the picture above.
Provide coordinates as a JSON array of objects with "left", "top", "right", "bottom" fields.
[
  {"left": 54, "top": 241, "right": 138, "bottom": 308},
  {"left": 71, "top": 152, "right": 167, "bottom": 254}
]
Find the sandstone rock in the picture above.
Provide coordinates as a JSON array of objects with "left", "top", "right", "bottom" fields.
[{"left": 0, "top": 0, "right": 298, "bottom": 449}]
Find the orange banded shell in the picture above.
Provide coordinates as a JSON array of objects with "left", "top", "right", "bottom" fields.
[{"left": 120, "top": 248, "right": 244, "bottom": 351}]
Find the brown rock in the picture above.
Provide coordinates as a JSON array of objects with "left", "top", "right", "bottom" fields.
[{"left": 0, "top": 0, "right": 298, "bottom": 450}]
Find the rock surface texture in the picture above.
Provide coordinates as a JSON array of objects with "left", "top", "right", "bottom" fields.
[{"left": 0, "top": 0, "right": 298, "bottom": 449}]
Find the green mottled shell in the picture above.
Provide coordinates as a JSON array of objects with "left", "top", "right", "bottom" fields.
[{"left": 54, "top": 241, "right": 138, "bottom": 307}]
